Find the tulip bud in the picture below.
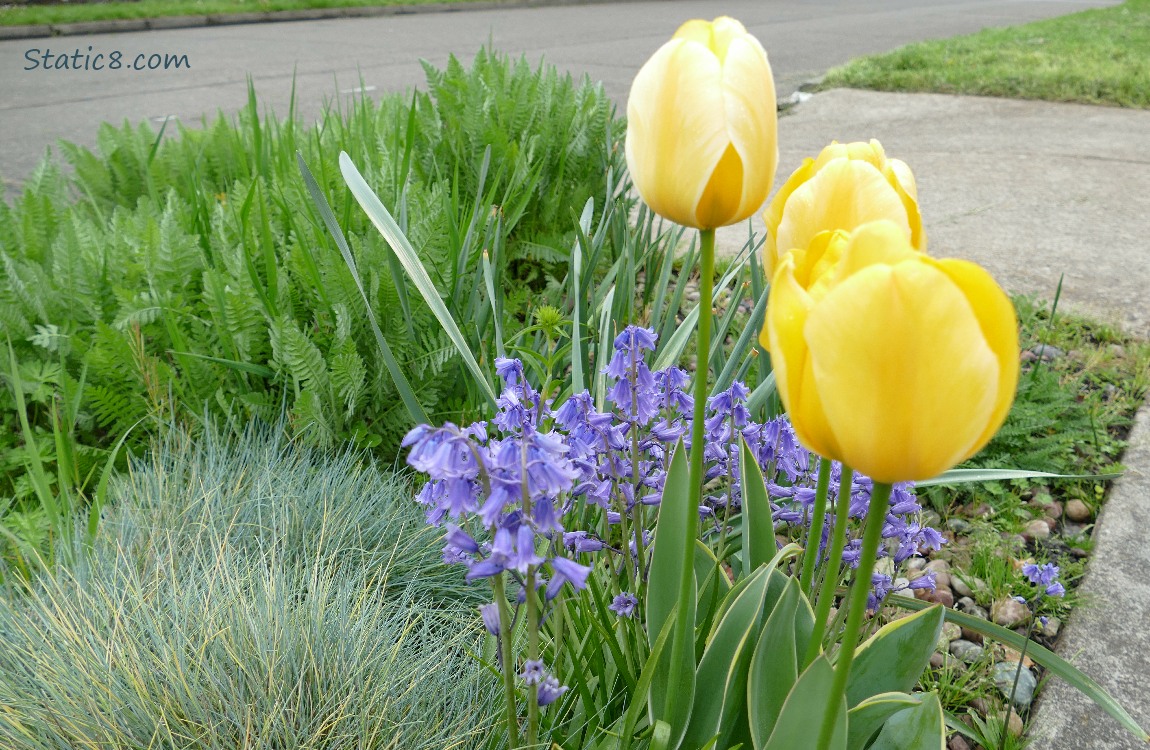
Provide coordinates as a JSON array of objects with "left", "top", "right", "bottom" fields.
[
  {"left": 625, "top": 16, "right": 778, "bottom": 230},
  {"left": 763, "top": 140, "right": 924, "bottom": 279},
  {"left": 762, "top": 220, "right": 1018, "bottom": 483}
]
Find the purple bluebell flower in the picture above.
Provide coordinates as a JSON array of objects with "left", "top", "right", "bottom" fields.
[
  {"left": 479, "top": 603, "right": 502, "bottom": 636},
  {"left": 1022, "top": 562, "right": 1065, "bottom": 598},
  {"left": 609, "top": 593, "right": 639, "bottom": 618},
  {"left": 563, "top": 531, "right": 606, "bottom": 553},
  {"left": 546, "top": 556, "right": 592, "bottom": 600},
  {"left": 537, "top": 675, "right": 568, "bottom": 707},
  {"left": 520, "top": 659, "right": 547, "bottom": 685}
]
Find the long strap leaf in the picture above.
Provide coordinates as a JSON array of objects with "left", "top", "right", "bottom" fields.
[
  {"left": 339, "top": 151, "right": 498, "bottom": 410},
  {"left": 916, "top": 468, "right": 1121, "bottom": 487},
  {"left": 296, "top": 153, "right": 428, "bottom": 425}
]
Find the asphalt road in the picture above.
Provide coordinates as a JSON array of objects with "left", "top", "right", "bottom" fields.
[{"left": 0, "top": 0, "right": 1116, "bottom": 187}]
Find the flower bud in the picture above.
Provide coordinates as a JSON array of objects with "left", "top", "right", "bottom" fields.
[{"left": 625, "top": 16, "right": 778, "bottom": 229}]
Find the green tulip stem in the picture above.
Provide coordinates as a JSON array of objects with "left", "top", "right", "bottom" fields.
[
  {"left": 663, "top": 227, "right": 714, "bottom": 721},
  {"left": 492, "top": 575, "right": 521, "bottom": 750},
  {"left": 805, "top": 464, "right": 854, "bottom": 668},
  {"left": 799, "top": 457, "right": 833, "bottom": 597},
  {"left": 816, "top": 480, "right": 892, "bottom": 750}
]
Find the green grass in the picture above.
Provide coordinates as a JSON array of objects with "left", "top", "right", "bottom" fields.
[
  {"left": 822, "top": 0, "right": 1150, "bottom": 108},
  {"left": 0, "top": 0, "right": 496, "bottom": 27},
  {"left": 0, "top": 424, "right": 499, "bottom": 749}
]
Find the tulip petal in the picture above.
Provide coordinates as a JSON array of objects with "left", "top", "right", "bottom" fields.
[
  {"left": 625, "top": 39, "right": 729, "bottom": 229},
  {"left": 764, "top": 256, "right": 842, "bottom": 462},
  {"left": 885, "top": 158, "right": 926, "bottom": 250},
  {"left": 804, "top": 260, "right": 999, "bottom": 482},
  {"left": 929, "top": 258, "right": 1020, "bottom": 458},
  {"left": 774, "top": 159, "right": 911, "bottom": 268},
  {"left": 763, "top": 157, "right": 815, "bottom": 277},
  {"left": 829, "top": 220, "right": 919, "bottom": 286},
  {"left": 717, "top": 34, "right": 777, "bottom": 226}
]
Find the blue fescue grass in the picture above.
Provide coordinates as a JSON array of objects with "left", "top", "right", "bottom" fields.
[{"left": 0, "top": 423, "right": 499, "bottom": 749}]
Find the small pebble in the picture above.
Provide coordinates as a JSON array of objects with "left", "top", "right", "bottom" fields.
[
  {"left": 1024, "top": 519, "right": 1051, "bottom": 540},
  {"left": 926, "top": 559, "right": 951, "bottom": 575},
  {"left": 945, "top": 518, "right": 973, "bottom": 535},
  {"left": 992, "top": 598, "right": 1031, "bottom": 629},
  {"left": 1030, "top": 344, "right": 1064, "bottom": 361},
  {"left": 1065, "top": 499, "right": 1092, "bottom": 522},
  {"left": 993, "top": 661, "right": 1038, "bottom": 709},
  {"left": 1040, "top": 616, "right": 1062, "bottom": 638},
  {"left": 937, "top": 622, "right": 961, "bottom": 652},
  {"left": 947, "top": 736, "right": 972, "bottom": 750},
  {"left": 949, "top": 639, "right": 984, "bottom": 663}
]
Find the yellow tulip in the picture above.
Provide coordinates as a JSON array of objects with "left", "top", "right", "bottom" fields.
[
  {"left": 761, "top": 221, "right": 1018, "bottom": 483},
  {"left": 762, "top": 140, "right": 924, "bottom": 279},
  {"left": 625, "top": 16, "right": 778, "bottom": 230}
]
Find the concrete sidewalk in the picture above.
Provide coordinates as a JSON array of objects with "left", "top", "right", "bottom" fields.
[{"left": 744, "top": 88, "right": 1150, "bottom": 749}]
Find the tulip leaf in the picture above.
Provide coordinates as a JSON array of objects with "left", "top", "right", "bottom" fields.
[
  {"left": 747, "top": 578, "right": 814, "bottom": 749},
  {"left": 740, "top": 437, "right": 775, "bottom": 573},
  {"left": 297, "top": 153, "right": 428, "bottom": 425},
  {"left": 694, "top": 539, "right": 731, "bottom": 637},
  {"left": 845, "top": 605, "right": 944, "bottom": 709},
  {"left": 846, "top": 692, "right": 923, "bottom": 750},
  {"left": 593, "top": 286, "right": 616, "bottom": 412},
  {"left": 618, "top": 604, "right": 676, "bottom": 750},
  {"left": 761, "top": 655, "right": 846, "bottom": 750},
  {"left": 338, "top": 152, "right": 498, "bottom": 409},
  {"left": 568, "top": 197, "right": 594, "bottom": 395},
  {"left": 915, "top": 468, "right": 1120, "bottom": 487},
  {"left": 683, "top": 566, "right": 774, "bottom": 750},
  {"left": 888, "top": 596, "right": 1150, "bottom": 741},
  {"left": 868, "top": 692, "right": 945, "bottom": 750},
  {"left": 646, "top": 439, "right": 696, "bottom": 744}
]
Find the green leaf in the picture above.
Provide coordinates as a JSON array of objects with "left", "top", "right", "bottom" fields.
[
  {"left": 296, "top": 153, "right": 428, "bottom": 425},
  {"left": 694, "top": 538, "right": 731, "bottom": 631},
  {"left": 889, "top": 596, "right": 1150, "bottom": 742},
  {"left": 619, "top": 605, "right": 676, "bottom": 750},
  {"left": 915, "top": 467, "right": 1120, "bottom": 487},
  {"left": 569, "top": 197, "right": 593, "bottom": 395},
  {"left": 646, "top": 439, "right": 696, "bottom": 742},
  {"left": 761, "top": 655, "right": 846, "bottom": 750},
  {"left": 339, "top": 151, "right": 498, "bottom": 410},
  {"left": 683, "top": 566, "right": 774, "bottom": 750},
  {"left": 846, "top": 692, "right": 923, "bottom": 750},
  {"left": 748, "top": 578, "right": 806, "bottom": 749},
  {"left": 740, "top": 438, "right": 775, "bottom": 573},
  {"left": 712, "top": 284, "right": 768, "bottom": 396},
  {"left": 846, "top": 605, "right": 944, "bottom": 709},
  {"left": 868, "top": 692, "right": 945, "bottom": 750}
]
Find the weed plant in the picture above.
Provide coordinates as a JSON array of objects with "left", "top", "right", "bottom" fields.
[{"left": 0, "top": 423, "right": 498, "bottom": 749}]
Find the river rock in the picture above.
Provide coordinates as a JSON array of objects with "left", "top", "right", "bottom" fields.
[
  {"left": 949, "top": 639, "right": 984, "bottom": 663},
  {"left": 1065, "top": 499, "right": 1092, "bottom": 522},
  {"left": 992, "top": 598, "right": 1030, "bottom": 629},
  {"left": 993, "top": 661, "right": 1038, "bottom": 708},
  {"left": 1024, "top": 518, "right": 1052, "bottom": 540}
]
